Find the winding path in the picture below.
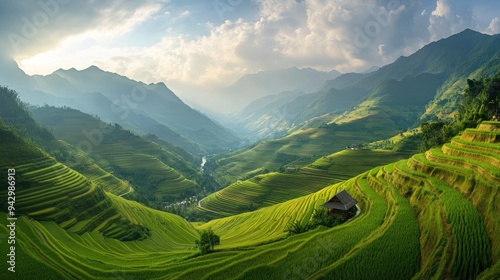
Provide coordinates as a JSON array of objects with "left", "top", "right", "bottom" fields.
[
  {"left": 197, "top": 196, "right": 224, "bottom": 215},
  {"left": 119, "top": 186, "right": 133, "bottom": 197}
]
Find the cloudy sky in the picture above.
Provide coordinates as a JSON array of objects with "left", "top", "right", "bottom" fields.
[{"left": 1, "top": 0, "right": 499, "bottom": 99}]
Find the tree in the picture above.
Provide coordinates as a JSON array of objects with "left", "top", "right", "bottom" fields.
[
  {"left": 459, "top": 74, "right": 500, "bottom": 126},
  {"left": 420, "top": 121, "right": 446, "bottom": 151},
  {"left": 195, "top": 228, "right": 220, "bottom": 254},
  {"left": 420, "top": 71, "right": 500, "bottom": 151}
]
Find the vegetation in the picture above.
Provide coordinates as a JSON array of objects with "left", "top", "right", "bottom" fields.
[
  {"left": 195, "top": 228, "right": 221, "bottom": 254},
  {"left": 1, "top": 32, "right": 500, "bottom": 279},
  {"left": 0, "top": 87, "right": 54, "bottom": 144},
  {"left": 214, "top": 119, "right": 403, "bottom": 187},
  {"left": 198, "top": 147, "right": 414, "bottom": 219},
  {"left": 0, "top": 117, "right": 498, "bottom": 279},
  {"left": 420, "top": 71, "right": 500, "bottom": 151},
  {"left": 285, "top": 207, "right": 357, "bottom": 236},
  {"left": 30, "top": 105, "right": 205, "bottom": 208}
]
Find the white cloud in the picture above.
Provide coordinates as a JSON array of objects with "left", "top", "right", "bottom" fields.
[
  {"left": 1, "top": 0, "right": 161, "bottom": 58},
  {"left": 13, "top": 0, "right": 500, "bottom": 106},
  {"left": 431, "top": 0, "right": 451, "bottom": 17},
  {"left": 19, "top": 1, "right": 425, "bottom": 88},
  {"left": 19, "top": 3, "right": 162, "bottom": 76},
  {"left": 486, "top": 17, "right": 500, "bottom": 34},
  {"left": 428, "top": 0, "right": 476, "bottom": 41}
]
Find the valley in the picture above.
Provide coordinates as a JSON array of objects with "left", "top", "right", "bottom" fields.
[{"left": 0, "top": 28, "right": 499, "bottom": 279}]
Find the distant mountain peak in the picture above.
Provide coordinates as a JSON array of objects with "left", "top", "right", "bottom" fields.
[
  {"left": 84, "top": 65, "right": 101, "bottom": 71},
  {"left": 54, "top": 67, "right": 77, "bottom": 74},
  {"left": 53, "top": 65, "right": 106, "bottom": 76},
  {"left": 0, "top": 55, "right": 30, "bottom": 86},
  {"left": 447, "top": 28, "right": 488, "bottom": 40},
  {"left": 460, "top": 28, "right": 482, "bottom": 35}
]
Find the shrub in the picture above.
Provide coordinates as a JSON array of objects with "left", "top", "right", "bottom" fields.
[
  {"left": 195, "top": 228, "right": 220, "bottom": 254},
  {"left": 285, "top": 220, "right": 310, "bottom": 236}
]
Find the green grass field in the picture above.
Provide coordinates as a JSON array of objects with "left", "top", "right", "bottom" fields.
[
  {"left": 201, "top": 149, "right": 414, "bottom": 216},
  {"left": 214, "top": 116, "right": 403, "bottom": 185},
  {"left": 31, "top": 106, "right": 200, "bottom": 198},
  {"left": 0, "top": 121, "right": 498, "bottom": 279}
]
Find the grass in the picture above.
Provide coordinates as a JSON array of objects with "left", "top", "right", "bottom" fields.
[
  {"left": 30, "top": 106, "right": 201, "bottom": 198},
  {"left": 200, "top": 171, "right": 336, "bottom": 216},
  {"left": 202, "top": 149, "right": 413, "bottom": 217},
  {"left": 311, "top": 175, "right": 420, "bottom": 280},
  {"left": 214, "top": 116, "right": 402, "bottom": 185},
  {"left": 0, "top": 121, "right": 499, "bottom": 279}
]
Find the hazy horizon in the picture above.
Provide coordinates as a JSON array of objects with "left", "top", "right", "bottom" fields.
[{"left": 1, "top": 0, "right": 500, "bottom": 111}]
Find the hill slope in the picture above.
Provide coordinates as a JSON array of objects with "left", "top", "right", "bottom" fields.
[
  {"left": 0, "top": 59, "right": 240, "bottom": 153},
  {"left": 194, "top": 121, "right": 498, "bottom": 279},
  {"left": 201, "top": 149, "right": 414, "bottom": 217},
  {"left": 214, "top": 30, "right": 500, "bottom": 178},
  {"left": 240, "top": 29, "right": 500, "bottom": 140},
  {"left": 30, "top": 106, "right": 202, "bottom": 201},
  {"left": 0, "top": 86, "right": 132, "bottom": 196},
  {"left": 2, "top": 121, "right": 496, "bottom": 279},
  {"left": 0, "top": 117, "right": 200, "bottom": 278}
]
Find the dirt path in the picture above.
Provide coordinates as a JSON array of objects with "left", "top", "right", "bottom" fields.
[
  {"left": 119, "top": 186, "right": 133, "bottom": 197},
  {"left": 197, "top": 197, "right": 224, "bottom": 215},
  {"left": 346, "top": 204, "right": 361, "bottom": 222}
]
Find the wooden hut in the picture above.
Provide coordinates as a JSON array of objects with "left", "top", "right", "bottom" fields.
[{"left": 322, "top": 190, "right": 357, "bottom": 214}]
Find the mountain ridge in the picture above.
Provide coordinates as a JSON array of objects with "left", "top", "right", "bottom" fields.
[
  {"left": 214, "top": 67, "right": 342, "bottom": 113},
  {"left": 0, "top": 59, "right": 240, "bottom": 153},
  {"left": 234, "top": 29, "right": 500, "bottom": 140}
]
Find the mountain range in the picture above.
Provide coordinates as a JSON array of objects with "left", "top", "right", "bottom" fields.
[
  {"left": 213, "top": 67, "right": 341, "bottom": 113},
  {"left": 229, "top": 29, "right": 500, "bottom": 141},
  {"left": 0, "top": 59, "right": 239, "bottom": 154},
  {"left": 0, "top": 28, "right": 499, "bottom": 279}
]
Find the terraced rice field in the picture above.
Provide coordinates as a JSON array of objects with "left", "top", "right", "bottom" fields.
[
  {"left": 214, "top": 121, "right": 399, "bottom": 184},
  {"left": 199, "top": 169, "right": 336, "bottom": 216},
  {"left": 52, "top": 140, "right": 131, "bottom": 195},
  {"left": 201, "top": 149, "right": 414, "bottom": 216},
  {"left": 95, "top": 144, "right": 197, "bottom": 196},
  {"left": 0, "top": 121, "right": 499, "bottom": 279},
  {"left": 31, "top": 107, "right": 200, "bottom": 198},
  {"left": 0, "top": 150, "right": 171, "bottom": 242}
]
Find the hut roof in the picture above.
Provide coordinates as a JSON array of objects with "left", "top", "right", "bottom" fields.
[{"left": 322, "top": 190, "right": 357, "bottom": 211}]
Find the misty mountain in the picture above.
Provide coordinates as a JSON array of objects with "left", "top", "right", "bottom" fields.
[
  {"left": 0, "top": 61, "right": 240, "bottom": 153},
  {"left": 362, "top": 66, "right": 380, "bottom": 74},
  {"left": 238, "top": 90, "right": 307, "bottom": 119},
  {"left": 236, "top": 29, "right": 500, "bottom": 140},
  {"left": 215, "top": 67, "right": 341, "bottom": 113}
]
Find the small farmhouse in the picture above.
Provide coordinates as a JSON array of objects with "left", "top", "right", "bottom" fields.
[
  {"left": 322, "top": 190, "right": 357, "bottom": 212},
  {"left": 285, "top": 167, "right": 297, "bottom": 173}
]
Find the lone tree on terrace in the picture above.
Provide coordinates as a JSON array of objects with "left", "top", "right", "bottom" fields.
[{"left": 195, "top": 228, "right": 220, "bottom": 254}]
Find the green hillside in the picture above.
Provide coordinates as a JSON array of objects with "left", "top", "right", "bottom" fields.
[
  {"left": 202, "top": 149, "right": 414, "bottom": 217},
  {"left": 0, "top": 87, "right": 54, "bottom": 143},
  {"left": 0, "top": 86, "right": 132, "bottom": 196},
  {"left": 195, "top": 121, "right": 499, "bottom": 279},
  {"left": 214, "top": 111, "right": 406, "bottom": 185},
  {"left": 47, "top": 140, "right": 132, "bottom": 195},
  {"left": 0, "top": 123, "right": 157, "bottom": 242},
  {"left": 214, "top": 72, "right": 451, "bottom": 184},
  {"left": 0, "top": 121, "right": 199, "bottom": 278},
  {"left": 235, "top": 30, "right": 500, "bottom": 141},
  {"left": 30, "top": 106, "right": 201, "bottom": 200},
  {"left": 1, "top": 105, "right": 498, "bottom": 279}
]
